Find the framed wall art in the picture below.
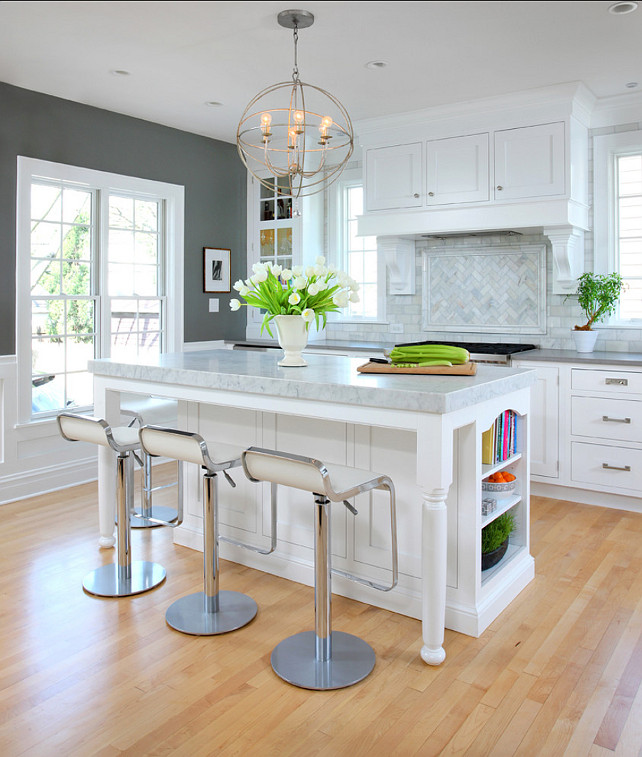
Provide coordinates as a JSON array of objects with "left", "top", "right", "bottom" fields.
[{"left": 203, "top": 247, "right": 231, "bottom": 293}]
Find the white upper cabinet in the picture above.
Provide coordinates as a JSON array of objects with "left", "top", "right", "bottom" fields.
[
  {"left": 365, "top": 142, "right": 422, "bottom": 211},
  {"left": 355, "top": 83, "right": 591, "bottom": 242},
  {"left": 426, "top": 133, "right": 489, "bottom": 205},
  {"left": 494, "top": 122, "right": 565, "bottom": 200}
]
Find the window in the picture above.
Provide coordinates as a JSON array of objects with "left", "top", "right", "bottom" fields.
[
  {"left": 615, "top": 153, "right": 642, "bottom": 319},
  {"left": 593, "top": 130, "right": 642, "bottom": 324},
  {"left": 330, "top": 170, "right": 383, "bottom": 321},
  {"left": 17, "top": 158, "right": 184, "bottom": 422}
]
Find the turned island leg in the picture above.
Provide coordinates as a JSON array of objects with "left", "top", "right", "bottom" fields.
[
  {"left": 420, "top": 488, "right": 448, "bottom": 665},
  {"left": 417, "top": 415, "right": 453, "bottom": 665}
]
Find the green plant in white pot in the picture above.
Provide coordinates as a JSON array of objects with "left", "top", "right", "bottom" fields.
[{"left": 567, "top": 272, "right": 625, "bottom": 353}]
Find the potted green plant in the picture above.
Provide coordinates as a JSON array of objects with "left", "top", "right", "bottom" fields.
[
  {"left": 481, "top": 511, "right": 515, "bottom": 571},
  {"left": 567, "top": 272, "right": 625, "bottom": 353}
]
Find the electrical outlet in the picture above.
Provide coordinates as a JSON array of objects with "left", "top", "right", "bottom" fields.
[
  {"left": 390, "top": 323, "right": 404, "bottom": 333},
  {"left": 209, "top": 298, "right": 219, "bottom": 313}
]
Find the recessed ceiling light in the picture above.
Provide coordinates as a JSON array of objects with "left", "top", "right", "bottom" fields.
[
  {"left": 365, "top": 60, "right": 389, "bottom": 71},
  {"left": 608, "top": 1, "right": 638, "bottom": 14},
  {"left": 626, "top": 81, "right": 639, "bottom": 88},
  {"left": 204, "top": 101, "right": 223, "bottom": 107},
  {"left": 110, "top": 69, "right": 130, "bottom": 76}
]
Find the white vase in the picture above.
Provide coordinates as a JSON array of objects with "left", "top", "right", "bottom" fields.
[
  {"left": 274, "top": 315, "right": 309, "bottom": 366},
  {"left": 572, "top": 329, "right": 598, "bottom": 353}
]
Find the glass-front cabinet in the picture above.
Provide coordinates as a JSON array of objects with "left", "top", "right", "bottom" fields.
[{"left": 245, "top": 173, "right": 323, "bottom": 339}]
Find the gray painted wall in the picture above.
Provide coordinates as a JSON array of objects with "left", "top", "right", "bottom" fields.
[{"left": 0, "top": 81, "right": 247, "bottom": 356}]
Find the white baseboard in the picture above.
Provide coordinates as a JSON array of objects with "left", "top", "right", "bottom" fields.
[
  {"left": 0, "top": 457, "right": 98, "bottom": 505},
  {"left": 531, "top": 481, "right": 642, "bottom": 513}
]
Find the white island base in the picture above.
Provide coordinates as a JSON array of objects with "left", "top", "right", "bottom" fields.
[{"left": 91, "top": 351, "right": 535, "bottom": 663}]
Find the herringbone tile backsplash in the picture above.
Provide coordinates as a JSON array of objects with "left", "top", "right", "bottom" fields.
[{"left": 424, "top": 245, "right": 545, "bottom": 333}]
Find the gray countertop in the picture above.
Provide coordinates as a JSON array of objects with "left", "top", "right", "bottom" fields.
[
  {"left": 510, "top": 348, "right": 642, "bottom": 366},
  {"left": 90, "top": 349, "right": 535, "bottom": 415}
]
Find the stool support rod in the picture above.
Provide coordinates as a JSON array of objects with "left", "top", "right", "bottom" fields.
[
  {"left": 116, "top": 453, "right": 132, "bottom": 580},
  {"left": 141, "top": 453, "right": 153, "bottom": 519},
  {"left": 314, "top": 495, "right": 332, "bottom": 662},
  {"left": 203, "top": 472, "right": 220, "bottom": 613}
]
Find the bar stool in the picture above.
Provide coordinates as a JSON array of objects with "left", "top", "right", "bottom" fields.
[
  {"left": 241, "top": 446, "right": 398, "bottom": 690},
  {"left": 139, "top": 426, "right": 277, "bottom": 636},
  {"left": 120, "top": 395, "right": 179, "bottom": 529},
  {"left": 57, "top": 412, "right": 168, "bottom": 597}
]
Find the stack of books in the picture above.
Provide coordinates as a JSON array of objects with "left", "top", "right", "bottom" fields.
[{"left": 482, "top": 410, "right": 518, "bottom": 465}]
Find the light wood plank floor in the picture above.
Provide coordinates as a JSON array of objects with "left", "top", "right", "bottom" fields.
[{"left": 0, "top": 475, "right": 641, "bottom": 756}]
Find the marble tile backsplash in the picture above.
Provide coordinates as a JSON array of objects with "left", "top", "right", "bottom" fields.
[{"left": 324, "top": 122, "right": 642, "bottom": 353}]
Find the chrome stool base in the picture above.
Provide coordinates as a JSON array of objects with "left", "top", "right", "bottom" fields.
[
  {"left": 165, "top": 591, "right": 257, "bottom": 635},
  {"left": 271, "top": 631, "right": 376, "bottom": 690},
  {"left": 83, "top": 561, "right": 166, "bottom": 597},
  {"left": 130, "top": 505, "right": 178, "bottom": 529}
]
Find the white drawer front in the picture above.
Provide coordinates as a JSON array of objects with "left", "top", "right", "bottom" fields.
[
  {"left": 571, "top": 368, "right": 642, "bottom": 395},
  {"left": 571, "top": 396, "right": 642, "bottom": 443},
  {"left": 571, "top": 441, "right": 642, "bottom": 492}
]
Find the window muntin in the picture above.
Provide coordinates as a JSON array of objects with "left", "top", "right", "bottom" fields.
[
  {"left": 617, "top": 153, "right": 642, "bottom": 320},
  {"left": 342, "top": 184, "right": 379, "bottom": 320},
  {"left": 107, "top": 194, "right": 164, "bottom": 360},
  {"left": 29, "top": 182, "right": 96, "bottom": 413}
]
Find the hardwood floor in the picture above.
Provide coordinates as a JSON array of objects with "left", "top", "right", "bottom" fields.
[{"left": 0, "top": 475, "right": 640, "bottom": 756}]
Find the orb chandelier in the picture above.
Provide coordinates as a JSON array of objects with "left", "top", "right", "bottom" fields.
[{"left": 236, "top": 9, "right": 354, "bottom": 203}]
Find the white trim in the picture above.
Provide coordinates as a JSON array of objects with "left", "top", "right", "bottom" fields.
[
  {"left": 16, "top": 157, "right": 184, "bottom": 424},
  {"left": 328, "top": 167, "right": 386, "bottom": 322},
  {"left": 183, "top": 340, "right": 228, "bottom": 351},
  {"left": 593, "top": 130, "right": 642, "bottom": 325},
  {"left": 0, "top": 455, "right": 97, "bottom": 506}
]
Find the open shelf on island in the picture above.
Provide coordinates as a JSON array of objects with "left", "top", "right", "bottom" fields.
[
  {"left": 481, "top": 494, "right": 521, "bottom": 528},
  {"left": 481, "top": 542, "right": 524, "bottom": 586},
  {"left": 482, "top": 452, "right": 522, "bottom": 479}
]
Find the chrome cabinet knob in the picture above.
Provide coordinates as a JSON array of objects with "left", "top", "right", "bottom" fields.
[
  {"left": 428, "top": 192, "right": 434, "bottom": 197},
  {"left": 413, "top": 193, "right": 420, "bottom": 198},
  {"left": 496, "top": 185, "right": 503, "bottom": 191}
]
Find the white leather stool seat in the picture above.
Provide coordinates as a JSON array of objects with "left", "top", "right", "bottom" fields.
[
  {"left": 111, "top": 426, "right": 142, "bottom": 449},
  {"left": 139, "top": 426, "right": 242, "bottom": 470},
  {"left": 120, "top": 395, "right": 178, "bottom": 426},
  {"left": 243, "top": 448, "right": 391, "bottom": 502}
]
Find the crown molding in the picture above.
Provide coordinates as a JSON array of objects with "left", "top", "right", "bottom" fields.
[{"left": 590, "top": 91, "right": 642, "bottom": 129}]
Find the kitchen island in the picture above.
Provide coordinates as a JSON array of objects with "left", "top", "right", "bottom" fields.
[{"left": 90, "top": 350, "right": 536, "bottom": 665}]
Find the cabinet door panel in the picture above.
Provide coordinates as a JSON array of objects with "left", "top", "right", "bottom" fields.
[
  {"left": 514, "top": 362, "right": 559, "bottom": 478},
  {"left": 365, "top": 143, "right": 422, "bottom": 211},
  {"left": 426, "top": 133, "right": 489, "bottom": 205},
  {"left": 495, "top": 122, "right": 565, "bottom": 199}
]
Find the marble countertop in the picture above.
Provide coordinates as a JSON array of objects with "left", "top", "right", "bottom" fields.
[
  {"left": 89, "top": 349, "right": 535, "bottom": 415},
  {"left": 510, "top": 348, "right": 642, "bottom": 366}
]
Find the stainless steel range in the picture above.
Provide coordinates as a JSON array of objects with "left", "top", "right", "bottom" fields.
[{"left": 396, "top": 341, "right": 538, "bottom": 365}]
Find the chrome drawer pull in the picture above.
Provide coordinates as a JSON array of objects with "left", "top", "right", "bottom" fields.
[
  {"left": 605, "top": 378, "right": 628, "bottom": 386},
  {"left": 602, "top": 463, "right": 631, "bottom": 472},
  {"left": 602, "top": 416, "right": 631, "bottom": 424}
]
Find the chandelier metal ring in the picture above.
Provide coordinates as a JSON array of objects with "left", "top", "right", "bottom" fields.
[{"left": 236, "top": 10, "right": 354, "bottom": 200}]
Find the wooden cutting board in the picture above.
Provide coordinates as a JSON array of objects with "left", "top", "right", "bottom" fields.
[{"left": 357, "top": 361, "right": 477, "bottom": 376}]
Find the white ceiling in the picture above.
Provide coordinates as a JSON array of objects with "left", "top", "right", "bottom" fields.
[{"left": 0, "top": 1, "right": 640, "bottom": 143}]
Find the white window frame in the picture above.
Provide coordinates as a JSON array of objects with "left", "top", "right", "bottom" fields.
[
  {"left": 16, "top": 157, "right": 184, "bottom": 424},
  {"left": 593, "top": 130, "right": 642, "bottom": 327},
  {"left": 328, "top": 167, "right": 386, "bottom": 324}
]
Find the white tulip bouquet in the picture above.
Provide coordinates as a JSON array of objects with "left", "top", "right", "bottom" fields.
[{"left": 230, "top": 256, "right": 360, "bottom": 336}]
